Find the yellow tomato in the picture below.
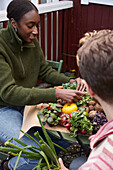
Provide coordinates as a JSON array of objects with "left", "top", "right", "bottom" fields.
[{"left": 62, "top": 103, "right": 78, "bottom": 114}]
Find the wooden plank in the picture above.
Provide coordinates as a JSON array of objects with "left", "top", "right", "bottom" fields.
[
  {"left": 53, "top": 11, "right": 57, "bottom": 61},
  {"left": 62, "top": 9, "right": 68, "bottom": 71},
  {"left": 101, "top": 5, "right": 110, "bottom": 29},
  {"left": 71, "top": 0, "right": 81, "bottom": 56},
  {"left": 37, "top": 25, "right": 39, "bottom": 40},
  {"left": 70, "top": 0, "right": 82, "bottom": 76},
  {"left": 58, "top": 10, "right": 63, "bottom": 62},
  {"left": 87, "top": 3, "right": 96, "bottom": 31},
  {"left": 67, "top": 8, "right": 76, "bottom": 72},
  {"left": 40, "top": 14, "right": 45, "bottom": 56},
  {"left": 47, "top": 12, "right": 51, "bottom": 60},
  {"left": 108, "top": 6, "right": 113, "bottom": 29},
  {"left": 93, "top": 4, "right": 102, "bottom": 30},
  {"left": 81, "top": 4, "right": 88, "bottom": 34}
]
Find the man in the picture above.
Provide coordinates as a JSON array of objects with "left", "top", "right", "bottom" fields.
[{"left": 59, "top": 29, "right": 113, "bottom": 170}]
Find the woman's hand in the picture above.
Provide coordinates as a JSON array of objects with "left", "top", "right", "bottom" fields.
[
  {"left": 69, "top": 78, "right": 86, "bottom": 91},
  {"left": 59, "top": 158, "right": 69, "bottom": 170},
  {"left": 55, "top": 88, "right": 86, "bottom": 103}
]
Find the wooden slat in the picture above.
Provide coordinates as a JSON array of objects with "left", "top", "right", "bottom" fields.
[
  {"left": 87, "top": 4, "right": 95, "bottom": 31},
  {"left": 53, "top": 11, "right": 57, "bottom": 61},
  {"left": 108, "top": 6, "right": 113, "bottom": 29},
  {"left": 47, "top": 13, "right": 51, "bottom": 60},
  {"left": 40, "top": 14, "right": 45, "bottom": 56},
  {"left": 101, "top": 5, "right": 110, "bottom": 29},
  {"left": 62, "top": 9, "right": 68, "bottom": 71},
  {"left": 67, "top": 0, "right": 81, "bottom": 75},
  {"left": 81, "top": 5, "right": 88, "bottom": 35},
  {"left": 67, "top": 8, "right": 76, "bottom": 72},
  {"left": 93, "top": 4, "right": 102, "bottom": 30},
  {"left": 37, "top": 26, "right": 39, "bottom": 40},
  {"left": 71, "top": 0, "right": 81, "bottom": 55},
  {"left": 58, "top": 10, "right": 63, "bottom": 62}
]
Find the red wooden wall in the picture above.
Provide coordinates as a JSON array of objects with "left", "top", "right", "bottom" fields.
[{"left": 61, "top": 0, "right": 113, "bottom": 75}]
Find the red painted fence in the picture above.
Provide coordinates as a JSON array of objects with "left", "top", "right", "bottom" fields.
[{"left": 39, "top": 7, "right": 73, "bottom": 72}]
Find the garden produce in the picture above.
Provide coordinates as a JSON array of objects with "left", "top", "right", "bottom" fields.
[
  {"left": 54, "top": 86, "right": 62, "bottom": 89},
  {"left": 89, "top": 110, "right": 97, "bottom": 117},
  {"left": 62, "top": 103, "right": 78, "bottom": 114},
  {"left": 94, "top": 103, "right": 103, "bottom": 112},
  {"left": 39, "top": 83, "right": 108, "bottom": 137},
  {"left": 88, "top": 111, "right": 108, "bottom": 134},
  {"left": 59, "top": 113, "right": 68, "bottom": 126},
  {"left": 62, "top": 82, "right": 77, "bottom": 89},
  {"left": 84, "top": 99, "right": 104, "bottom": 113},
  {"left": 39, "top": 103, "right": 62, "bottom": 126},
  {"left": 0, "top": 115, "right": 66, "bottom": 170},
  {"left": 76, "top": 92, "right": 92, "bottom": 107},
  {"left": 67, "top": 110, "right": 93, "bottom": 137}
]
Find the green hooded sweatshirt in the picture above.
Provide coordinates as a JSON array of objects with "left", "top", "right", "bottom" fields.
[{"left": 0, "top": 21, "right": 70, "bottom": 108}]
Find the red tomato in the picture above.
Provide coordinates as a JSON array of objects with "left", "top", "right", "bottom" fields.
[{"left": 40, "top": 105, "right": 50, "bottom": 110}]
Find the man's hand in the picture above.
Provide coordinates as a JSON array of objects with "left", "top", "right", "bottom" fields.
[
  {"left": 59, "top": 158, "right": 69, "bottom": 170},
  {"left": 69, "top": 78, "right": 86, "bottom": 91},
  {"left": 76, "top": 78, "right": 86, "bottom": 91}
]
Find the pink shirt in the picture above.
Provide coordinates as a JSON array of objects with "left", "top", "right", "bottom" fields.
[{"left": 79, "top": 120, "right": 113, "bottom": 170}]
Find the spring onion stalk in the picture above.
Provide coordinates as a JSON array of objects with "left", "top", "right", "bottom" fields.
[
  {"left": 41, "top": 143, "right": 59, "bottom": 165},
  {"left": 53, "top": 142, "right": 68, "bottom": 153},
  {"left": 37, "top": 114, "right": 56, "bottom": 156},
  {"left": 32, "top": 158, "right": 43, "bottom": 170},
  {"left": 20, "top": 130, "right": 42, "bottom": 148},
  {"left": 10, "top": 137, "right": 41, "bottom": 152},
  {"left": 0, "top": 113, "right": 69, "bottom": 169},
  {"left": 0, "top": 147, "right": 19, "bottom": 153},
  {"left": 14, "top": 151, "right": 22, "bottom": 170},
  {"left": 40, "top": 151, "right": 51, "bottom": 170},
  {"left": 3, "top": 142, "right": 41, "bottom": 158},
  {"left": 34, "top": 130, "right": 60, "bottom": 167},
  {"left": 10, "top": 153, "right": 40, "bottom": 160}
]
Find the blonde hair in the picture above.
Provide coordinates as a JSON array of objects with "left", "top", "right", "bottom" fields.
[{"left": 79, "top": 30, "right": 98, "bottom": 47}]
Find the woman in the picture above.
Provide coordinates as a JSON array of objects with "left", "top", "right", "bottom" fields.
[{"left": 0, "top": 0, "right": 85, "bottom": 169}]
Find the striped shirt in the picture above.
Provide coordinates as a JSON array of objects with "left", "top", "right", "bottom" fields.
[{"left": 79, "top": 120, "right": 113, "bottom": 170}]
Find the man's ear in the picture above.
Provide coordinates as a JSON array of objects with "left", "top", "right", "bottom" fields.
[
  {"left": 84, "top": 80, "right": 95, "bottom": 97},
  {"left": 76, "top": 54, "right": 80, "bottom": 66}
]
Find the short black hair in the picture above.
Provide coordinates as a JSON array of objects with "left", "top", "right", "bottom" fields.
[{"left": 7, "top": 0, "right": 38, "bottom": 23}]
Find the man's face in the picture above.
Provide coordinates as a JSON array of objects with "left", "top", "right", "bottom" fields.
[{"left": 16, "top": 10, "right": 40, "bottom": 43}]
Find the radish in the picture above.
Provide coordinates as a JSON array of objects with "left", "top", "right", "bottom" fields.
[
  {"left": 65, "top": 123, "right": 71, "bottom": 130},
  {"left": 80, "top": 130, "right": 86, "bottom": 134},
  {"left": 69, "top": 112, "right": 72, "bottom": 118}
]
